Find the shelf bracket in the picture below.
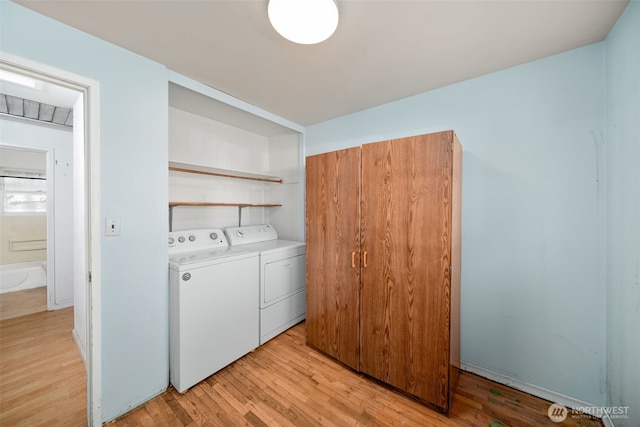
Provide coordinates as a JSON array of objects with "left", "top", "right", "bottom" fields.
[{"left": 238, "top": 206, "right": 244, "bottom": 227}]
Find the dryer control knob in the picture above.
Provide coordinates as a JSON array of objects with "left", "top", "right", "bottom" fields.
[
  {"left": 236, "top": 230, "right": 244, "bottom": 237},
  {"left": 178, "top": 236, "right": 185, "bottom": 243},
  {"left": 209, "top": 232, "right": 218, "bottom": 240},
  {"left": 188, "top": 235, "right": 196, "bottom": 242},
  {"left": 168, "top": 237, "right": 174, "bottom": 245}
]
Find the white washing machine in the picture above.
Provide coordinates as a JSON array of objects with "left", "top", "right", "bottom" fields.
[
  {"left": 225, "top": 224, "right": 306, "bottom": 344},
  {"left": 168, "top": 228, "right": 259, "bottom": 393}
]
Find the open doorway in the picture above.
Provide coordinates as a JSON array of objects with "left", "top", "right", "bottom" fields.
[
  {"left": 0, "top": 147, "right": 49, "bottom": 320},
  {"left": 0, "top": 55, "right": 101, "bottom": 426},
  {"left": 1, "top": 118, "right": 75, "bottom": 313}
]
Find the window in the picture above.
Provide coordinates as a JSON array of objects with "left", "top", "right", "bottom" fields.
[{"left": 0, "top": 177, "right": 47, "bottom": 215}]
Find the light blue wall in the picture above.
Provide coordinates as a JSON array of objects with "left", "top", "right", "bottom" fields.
[
  {"left": 1, "top": 1, "right": 169, "bottom": 421},
  {"left": 306, "top": 44, "right": 608, "bottom": 405},
  {"left": 605, "top": 1, "right": 640, "bottom": 426}
]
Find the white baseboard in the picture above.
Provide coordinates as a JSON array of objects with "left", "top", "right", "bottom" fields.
[
  {"left": 72, "top": 328, "right": 87, "bottom": 367},
  {"left": 460, "top": 362, "right": 610, "bottom": 422},
  {"left": 601, "top": 414, "right": 616, "bottom": 427}
]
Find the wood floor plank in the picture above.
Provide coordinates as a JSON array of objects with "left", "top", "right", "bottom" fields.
[
  {"left": 234, "top": 357, "right": 334, "bottom": 426},
  {"left": 143, "top": 396, "right": 179, "bottom": 427},
  {"left": 222, "top": 366, "right": 299, "bottom": 426},
  {"left": 110, "top": 321, "right": 603, "bottom": 427},
  {"left": 0, "top": 287, "right": 47, "bottom": 321},
  {"left": 190, "top": 383, "right": 239, "bottom": 426},
  {"left": 200, "top": 380, "right": 251, "bottom": 426},
  {"left": 0, "top": 309, "right": 602, "bottom": 427},
  {"left": 3, "top": 311, "right": 602, "bottom": 427},
  {"left": 0, "top": 307, "right": 86, "bottom": 426}
]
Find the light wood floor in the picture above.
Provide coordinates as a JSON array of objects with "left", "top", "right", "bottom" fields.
[
  {"left": 0, "top": 307, "right": 86, "bottom": 426},
  {"left": 111, "top": 322, "right": 603, "bottom": 427},
  {"left": 0, "top": 287, "right": 47, "bottom": 321},
  {"left": 0, "top": 310, "right": 603, "bottom": 427}
]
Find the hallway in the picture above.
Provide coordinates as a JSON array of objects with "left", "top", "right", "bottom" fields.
[{"left": 0, "top": 307, "right": 85, "bottom": 426}]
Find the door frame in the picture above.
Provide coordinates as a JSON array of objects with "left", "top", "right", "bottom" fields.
[{"left": 0, "top": 52, "right": 102, "bottom": 426}]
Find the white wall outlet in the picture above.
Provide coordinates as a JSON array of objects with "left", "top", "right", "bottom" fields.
[{"left": 105, "top": 217, "right": 121, "bottom": 236}]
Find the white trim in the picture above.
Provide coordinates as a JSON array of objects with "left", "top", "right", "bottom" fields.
[
  {"left": 460, "top": 362, "right": 605, "bottom": 418},
  {"left": 1, "top": 51, "right": 102, "bottom": 426},
  {"left": 167, "top": 70, "right": 305, "bottom": 134},
  {"left": 602, "top": 414, "right": 617, "bottom": 427},
  {"left": 297, "top": 132, "right": 306, "bottom": 240},
  {"left": 72, "top": 328, "right": 87, "bottom": 366},
  {"left": 45, "top": 147, "right": 56, "bottom": 310},
  {"left": 85, "top": 75, "right": 103, "bottom": 427}
]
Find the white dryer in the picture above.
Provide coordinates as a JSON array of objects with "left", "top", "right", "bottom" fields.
[
  {"left": 225, "top": 224, "right": 306, "bottom": 344},
  {"left": 169, "top": 228, "right": 259, "bottom": 393}
]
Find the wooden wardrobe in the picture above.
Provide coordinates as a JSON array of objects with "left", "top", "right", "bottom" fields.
[{"left": 305, "top": 130, "right": 461, "bottom": 414}]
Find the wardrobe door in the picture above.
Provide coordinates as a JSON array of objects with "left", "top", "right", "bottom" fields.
[
  {"left": 360, "top": 132, "right": 454, "bottom": 410},
  {"left": 305, "top": 147, "right": 361, "bottom": 370}
]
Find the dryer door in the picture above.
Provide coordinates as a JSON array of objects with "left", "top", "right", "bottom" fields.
[{"left": 261, "top": 254, "right": 305, "bottom": 308}]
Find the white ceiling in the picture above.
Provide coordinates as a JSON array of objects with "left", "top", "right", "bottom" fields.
[{"left": 14, "top": 0, "right": 629, "bottom": 126}]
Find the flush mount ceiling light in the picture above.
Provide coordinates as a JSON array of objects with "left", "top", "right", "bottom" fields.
[{"left": 268, "top": 0, "right": 339, "bottom": 45}]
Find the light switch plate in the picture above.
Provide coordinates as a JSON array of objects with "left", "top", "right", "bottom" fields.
[{"left": 105, "top": 217, "right": 121, "bottom": 236}]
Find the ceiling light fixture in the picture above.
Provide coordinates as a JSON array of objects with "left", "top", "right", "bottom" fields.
[{"left": 268, "top": 0, "right": 339, "bottom": 45}]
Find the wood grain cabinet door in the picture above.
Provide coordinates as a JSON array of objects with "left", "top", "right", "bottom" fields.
[
  {"left": 359, "top": 132, "right": 454, "bottom": 410},
  {"left": 305, "top": 147, "right": 361, "bottom": 370}
]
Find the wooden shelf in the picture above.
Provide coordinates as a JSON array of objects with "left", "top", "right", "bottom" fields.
[
  {"left": 168, "top": 202, "right": 281, "bottom": 230},
  {"left": 169, "top": 202, "right": 282, "bottom": 207},
  {"left": 168, "top": 161, "right": 283, "bottom": 230},
  {"left": 169, "top": 161, "right": 283, "bottom": 184}
]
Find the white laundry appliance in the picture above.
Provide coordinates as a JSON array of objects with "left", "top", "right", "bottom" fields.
[
  {"left": 168, "top": 228, "right": 259, "bottom": 393},
  {"left": 224, "top": 224, "right": 306, "bottom": 344}
]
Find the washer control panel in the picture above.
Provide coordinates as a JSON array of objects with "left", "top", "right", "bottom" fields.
[{"left": 168, "top": 228, "right": 228, "bottom": 254}]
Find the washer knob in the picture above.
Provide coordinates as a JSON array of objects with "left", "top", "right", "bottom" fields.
[
  {"left": 168, "top": 237, "right": 174, "bottom": 245},
  {"left": 188, "top": 235, "right": 196, "bottom": 242},
  {"left": 209, "top": 232, "right": 218, "bottom": 240},
  {"left": 178, "top": 236, "right": 185, "bottom": 243},
  {"left": 236, "top": 230, "right": 244, "bottom": 237}
]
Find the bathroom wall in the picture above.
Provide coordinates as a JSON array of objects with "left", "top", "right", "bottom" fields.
[{"left": 0, "top": 217, "right": 46, "bottom": 264}]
